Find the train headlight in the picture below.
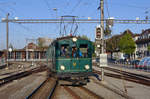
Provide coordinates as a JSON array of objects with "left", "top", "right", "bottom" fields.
[
  {"left": 72, "top": 37, "right": 77, "bottom": 42},
  {"left": 60, "top": 65, "right": 65, "bottom": 70},
  {"left": 85, "top": 65, "right": 90, "bottom": 70}
]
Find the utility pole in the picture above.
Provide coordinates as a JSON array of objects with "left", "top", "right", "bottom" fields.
[
  {"left": 100, "top": 0, "right": 104, "bottom": 53},
  {"left": 100, "top": 0, "right": 105, "bottom": 81},
  {"left": 6, "top": 13, "right": 9, "bottom": 69}
]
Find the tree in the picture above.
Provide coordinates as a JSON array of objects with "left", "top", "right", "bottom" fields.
[
  {"left": 148, "top": 45, "right": 150, "bottom": 51},
  {"left": 92, "top": 42, "right": 96, "bottom": 57},
  {"left": 119, "top": 33, "right": 136, "bottom": 59},
  {"left": 80, "top": 35, "right": 90, "bottom": 40},
  {"left": 147, "top": 45, "right": 150, "bottom": 56},
  {"left": 104, "top": 25, "right": 111, "bottom": 37},
  {"left": 38, "top": 38, "right": 45, "bottom": 50},
  {"left": 106, "top": 35, "right": 120, "bottom": 59}
]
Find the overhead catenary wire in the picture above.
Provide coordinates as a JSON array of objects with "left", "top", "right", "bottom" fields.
[
  {"left": 0, "top": 1, "right": 16, "bottom": 18},
  {"left": 108, "top": 2, "right": 149, "bottom": 10},
  {"left": 43, "top": 0, "right": 51, "bottom": 11},
  {"left": 105, "top": 0, "right": 110, "bottom": 18},
  {"left": 70, "top": 0, "right": 82, "bottom": 14},
  {"left": 15, "top": 23, "right": 41, "bottom": 38},
  {"left": 43, "top": 0, "right": 54, "bottom": 17}
]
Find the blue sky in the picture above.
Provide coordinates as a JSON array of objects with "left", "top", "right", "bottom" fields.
[{"left": 0, "top": 0, "right": 150, "bottom": 49}]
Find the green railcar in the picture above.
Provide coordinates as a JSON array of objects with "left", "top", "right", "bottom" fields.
[{"left": 46, "top": 36, "right": 94, "bottom": 84}]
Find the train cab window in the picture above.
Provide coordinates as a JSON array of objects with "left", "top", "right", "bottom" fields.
[
  {"left": 79, "top": 44, "right": 89, "bottom": 58},
  {"left": 72, "top": 46, "right": 77, "bottom": 58},
  {"left": 60, "top": 44, "right": 70, "bottom": 58}
]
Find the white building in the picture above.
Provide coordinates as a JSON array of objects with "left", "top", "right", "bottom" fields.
[{"left": 136, "top": 29, "right": 150, "bottom": 58}]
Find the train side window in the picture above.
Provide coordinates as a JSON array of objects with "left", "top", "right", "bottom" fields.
[{"left": 79, "top": 44, "right": 88, "bottom": 58}]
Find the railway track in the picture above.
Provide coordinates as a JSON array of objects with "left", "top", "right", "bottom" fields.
[
  {"left": 90, "top": 77, "right": 132, "bottom": 99},
  {"left": 0, "top": 65, "right": 47, "bottom": 87},
  {"left": 93, "top": 67, "right": 150, "bottom": 86},
  {"left": 26, "top": 76, "right": 104, "bottom": 99},
  {"left": 62, "top": 85, "right": 104, "bottom": 99},
  {"left": 78, "top": 86, "right": 104, "bottom": 99},
  {"left": 62, "top": 86, "right": 82, "bottom": 99},
  {"left": 104, "top": 67, "right": 150, "bottom": 80},
  {"left": 26, "top": 77, "right": 58, "bottom": 99}
]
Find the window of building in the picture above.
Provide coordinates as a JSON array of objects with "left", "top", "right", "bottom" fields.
[
  {"left": 16, "top": 52, "right": 22, "bottom": 59},
  {"left": 28, "top": 52, "right": 32, "bottom": 59},
  {"left": 8, "top": 52, "right": 14, "bottom": 59},
  {"left": 34, "top": 52, "right": 39, "bottom": 59}
]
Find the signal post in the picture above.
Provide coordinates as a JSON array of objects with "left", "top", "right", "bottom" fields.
[{"left": 95, "top": 0, "right": 107, "bottom": 81}]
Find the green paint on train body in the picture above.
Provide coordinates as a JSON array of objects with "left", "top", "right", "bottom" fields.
[
  {"left": 56, "top": 58, "right": 92, "bottom": 73},
  {"left": 46, "top": 36, "right": 94, "bottom": 76}
]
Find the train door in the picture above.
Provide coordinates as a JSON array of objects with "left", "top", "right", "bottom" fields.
[{"left": 71, "top": 45, "right": 80, "bottom": 71}]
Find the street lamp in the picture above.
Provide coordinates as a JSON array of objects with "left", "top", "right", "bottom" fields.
[
  {"left": 53, "top": 8, "right": 58, "bottom": 18},
  {"left": 5, "top": 47, "right": 12, "bottom": 69},
  {"left": 8, "top": 47, "right": 12, "bottom": 60}
]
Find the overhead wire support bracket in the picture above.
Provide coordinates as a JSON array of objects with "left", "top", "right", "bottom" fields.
[{"left": 1, "top": 18, "right": 150, "bottom": 24}]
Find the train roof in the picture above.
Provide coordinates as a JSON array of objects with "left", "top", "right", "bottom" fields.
[
  {"left": 55, "top": 35, "right": 91, "bottom": 42},
  {"left": 48, "top": 36, "right": 93, "bottom": 47}
]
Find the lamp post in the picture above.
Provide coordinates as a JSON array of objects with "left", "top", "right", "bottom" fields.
[
  {"left": 53, "top": 8, "right": 58, "bottom": 18},
  {"left": 8, "top": 47, "right": 12, "bottom": 61},
  {"left": 6, "top": 13, "right": 9, "bottom": 69}
]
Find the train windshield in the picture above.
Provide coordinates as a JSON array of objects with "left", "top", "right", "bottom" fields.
[
  {"left": 60, "top": 44, "right": 70, "bottom": 58},
  {"left": 59, "top": 44, "right": 91, "bottom": 58},
  {"left": 78, "top": 44, "right": 89, "bottom": 58},
  {"left": 71, "top": 44, "right": 91, "bottom": 58}
]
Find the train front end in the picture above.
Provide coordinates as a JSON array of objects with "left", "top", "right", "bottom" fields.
[{"left": 55, "top": 36, "right": 94, "bottom": 80}]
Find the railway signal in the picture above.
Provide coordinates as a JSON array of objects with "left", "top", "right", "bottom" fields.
[{"left": 96, "top": 25, "right": 101, "bottom": 39}]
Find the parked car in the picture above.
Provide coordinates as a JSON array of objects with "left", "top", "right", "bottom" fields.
[
  {"left": 137, "top": 57, "right": 150, "bottom": 69},
  {"left": 108, "top": 58, "right": 116, "bottom": 64},
  {"left": 143, "top": 58, "right": 150, "bottom": 69},
  {"left": 145, "top": 61, "right": 150, "bottom": 70},
  {"left": 130, "top": 60, "right": 140, "bottom": 68},
  {"left": 115, "top": 59, "right": 126, "bottom": 64}
]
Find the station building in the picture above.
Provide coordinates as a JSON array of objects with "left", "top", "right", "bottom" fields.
[
  {"left": 0, "top": 37, "right": 53, "bottom": 62},
  {"left": 7, "top": 42, "right": 47, "bottom": 62}
]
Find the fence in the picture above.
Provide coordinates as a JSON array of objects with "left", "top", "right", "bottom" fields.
[{"left": 108, "top": 59, "right": 150, "bottom": 72}]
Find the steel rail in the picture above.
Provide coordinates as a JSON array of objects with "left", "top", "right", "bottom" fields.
[
  {"left": 63, "top": 86, "right": 82, "bottom": 99},
  {"left": 104, "top": 67, "right": 150, "bottom": 81},
  {"left": 0, "top": 71, "right": 30, "bottom": 87},
  {"left": 47, "top": 80, "right": 58, "bottom": 99},
  {"left": 93, "top": 70, "right": 150, "bottom": 86},
  {"left": 26, "top": 77, "right": 58, "bottom": 99},
  {"left": 26, "top": 79, "right": 47, "bottom": 99},
  {"left": 79, "top": 86, "right": 104, "bottom": 99},
  {"left": 0, "top": 66, "right": 47, "bottom": 87}
]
